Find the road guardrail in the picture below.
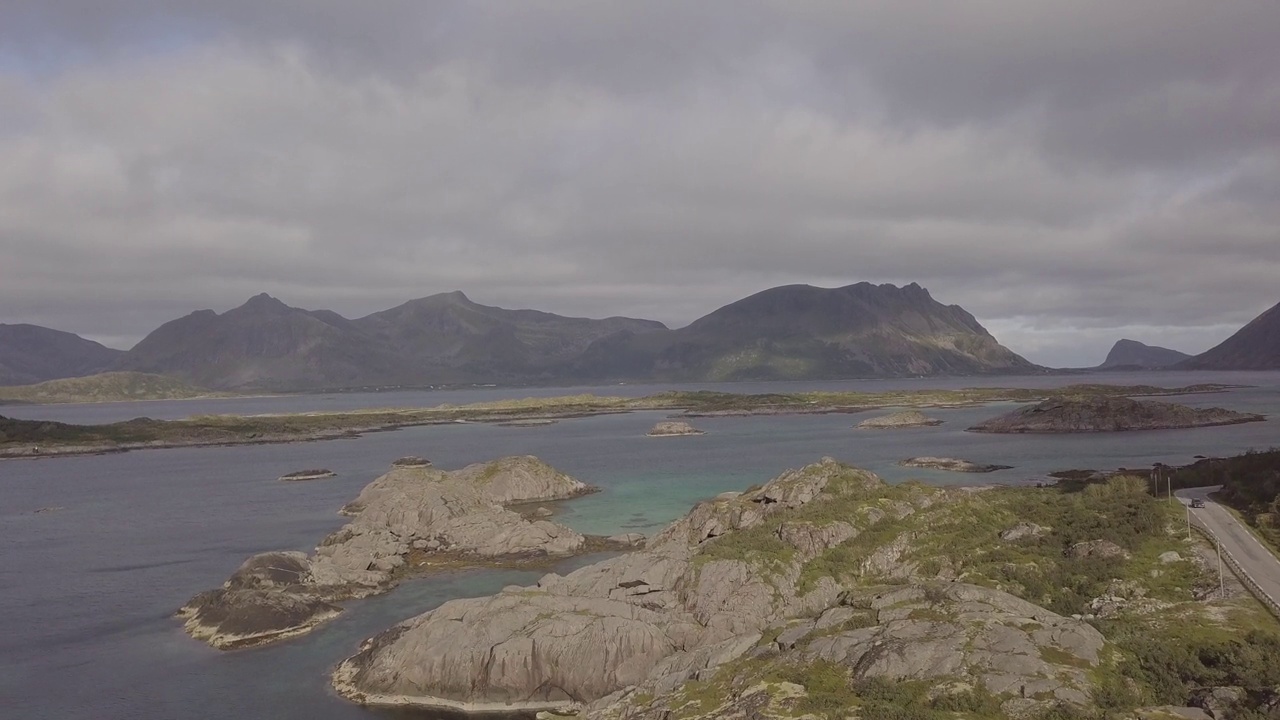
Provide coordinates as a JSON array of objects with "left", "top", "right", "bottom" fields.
[{"left": 1189, "top": 513, "right": 1280, "bottom": 620}]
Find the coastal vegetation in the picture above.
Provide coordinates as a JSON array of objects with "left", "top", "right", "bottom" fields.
[
  {"left": 0, "top": 383, "right": 1238, "bottom": 458},
  {"left": 640, "top": 474, "right": 1280, "bottom": 719}
]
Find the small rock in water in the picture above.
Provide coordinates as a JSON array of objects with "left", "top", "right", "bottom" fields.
[
  {"left": 647, "top": 420, "right": 705, "bottom": 437},
  {"left": 391, "top": 456, "right": 432, "bottom": 467},
  {"left": 899, "top": 456, "right": 1013, "bottom": 473},
  {"left": 856, "top": 410, "right": 943, "bottom": 429},
  {"left": 278, "top": 469, "right": 336, "bottom": 482}
]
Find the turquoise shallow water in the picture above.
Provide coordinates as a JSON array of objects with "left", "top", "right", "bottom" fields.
[{"left": 1, "top": 372, "right": 1278, "bottom": 720}]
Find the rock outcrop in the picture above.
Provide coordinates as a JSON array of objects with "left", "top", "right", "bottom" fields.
[
  {"left": 969, "top": 396, "right": 1263, "bottom": 434},
  {"left": 1000, "top": 522, "right": 1048, "bottom": 542},
  {"left": 1069, "top": 540, "right": 1130, "bottom": 560},
  {"left": 332, "top": 459, "right": 1112, "bottom": 716},
  {"left": 279, "top": 468, "right": 336, "bottom": 481},
  {"left": 899, "top": 457, "right": 1012, "bottom": 473},
  {"left": 856, "top": 410, "right": 942, "bottom": 429},
  {"left": 180, "top": 456, "right": 594, "bottom": 649},
  {"left": 647, "top": 421, "right": 705, "bottom": 437}
]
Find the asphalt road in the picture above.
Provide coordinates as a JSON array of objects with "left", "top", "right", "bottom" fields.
[{"left": 1177, "top": 485, "right": 1280, "bottom": 608}]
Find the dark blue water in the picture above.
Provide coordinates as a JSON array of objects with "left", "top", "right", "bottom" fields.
[{"left": 2, "top": 373, "right": 1277, "bottom": 719}]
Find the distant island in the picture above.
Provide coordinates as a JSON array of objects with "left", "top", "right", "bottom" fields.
[
  {"left": 0, "top": 383, "right": 1242, "bottom": 458},
  {"left": 855, "top": 410, "right": 942, "bottom": 429},
  {"left": 1096, "top": 339, "right": 1190, "bottom": 370},
  {"left": 899, "top": 456, "right": 1012, "bottom": 473},
  {"left": 969, "top": 396, "right": 1264, "bottom": 433}
]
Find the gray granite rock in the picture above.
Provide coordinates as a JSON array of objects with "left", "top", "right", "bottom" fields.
[{"left": 180, "top": 456, "right": 592, "bottom": 650}]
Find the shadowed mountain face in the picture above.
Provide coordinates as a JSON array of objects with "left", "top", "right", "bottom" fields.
[
  {"left": 90, "top": 283, "right": 1035, "bottom": 390},
  {"left": 1180, "top": 301, "right": 1280, "bottom": 370},
  {"left": 572, "top": 283, "right": 1039, "bottom": 381},
  {"left": 115, "top": 294, "right": 404, "bottom": 390},
  {"left": 0, "top": 324, "right": 123, "bottom": 386},
  {"left": 116, "top": 292, "right": 668, "bottom": 390},
  {"left": 1098, "top": 339, "right": 1190, "bottom": 369}
]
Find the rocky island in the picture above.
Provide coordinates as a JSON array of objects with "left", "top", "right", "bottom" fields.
[
  {"left": 855, "top": 410, "right": 943, "bottom": 429},
  {"left": 179, "top": 455, "right": 598, "bottom": 649},
  {"left": 899, "top": 456, "right": 1012, "bottom": 473},
  {"left": 278, "top": 468, "right": 336, "bottom": 481},
  {"left": 647, "top": 420, "right": 705, "bottom": 437},
  {"left": 328, "top": 458, "right": 1278, "bottom": 719},
  {"left": 969, "top": 396, "right": 1265, "bottom": 433}
]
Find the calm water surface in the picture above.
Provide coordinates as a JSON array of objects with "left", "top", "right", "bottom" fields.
[{"left": 2, "top": 372, "right": 1278, "bottom": 719}]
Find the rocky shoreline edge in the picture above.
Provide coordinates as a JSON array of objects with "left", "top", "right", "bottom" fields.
[{"left": 176, "top": 455, "right": 635, "bottom": 650}]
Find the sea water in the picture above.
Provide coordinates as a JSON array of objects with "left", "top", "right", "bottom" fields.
[{"left": 2, "top": 372, "right": 1278, "bottom": 719}]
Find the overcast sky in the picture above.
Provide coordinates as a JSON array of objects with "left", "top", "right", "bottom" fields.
[{"left": 2, "top": 2, "right": 1278, "bottom": 366}]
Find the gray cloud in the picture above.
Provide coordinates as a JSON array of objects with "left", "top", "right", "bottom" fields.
[{"left": 1, "top": 1, "right": 1278, "bottom": 367}]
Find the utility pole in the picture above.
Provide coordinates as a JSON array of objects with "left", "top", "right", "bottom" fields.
[{"left": 1186, "top": 504, "right": 1192, "bottom": 540}]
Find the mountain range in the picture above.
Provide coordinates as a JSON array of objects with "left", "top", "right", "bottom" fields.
[
  {"left": 5, "top": 287, "right": 1278, "bottom": 392},
  {"left": 0, "top": 283, "right": 1041, "bottom": 390},
  {"left": 115, "top": 291, "right": 667, "bottom": 390}
]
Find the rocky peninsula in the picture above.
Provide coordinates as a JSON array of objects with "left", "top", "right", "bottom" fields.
[
  {"left": 179, "top": 455, "right": 598, "bottom": 649},
  {"left": 969, "top": 396, "right": 1264, "bottom": 433},
  {"left": 330, "top": 459, "right": 1255, "bottom": 719},
  {"left": 325, "top": 458, "right": 1280, "bottom": 719},
  {"left": 647, "top": 420, "right": 705, "bottom": 437},
  {"left": 899, "top": 456, "right": 1012, "bottom": 473},
  {"left": 855, "top": 410, "right": 942, "bottom": 429}
]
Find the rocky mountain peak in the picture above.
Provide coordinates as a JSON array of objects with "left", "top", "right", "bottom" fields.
[{"left": 237, "top": 293, "right": 292, "bottom": 313}]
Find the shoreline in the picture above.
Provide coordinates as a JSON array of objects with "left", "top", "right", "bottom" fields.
[
  {"left": 332, "top": 659, "right": 581, "bottom": 715},
  {"left": 0, "top": 383, "right": 1244, "bottom": 460}
]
